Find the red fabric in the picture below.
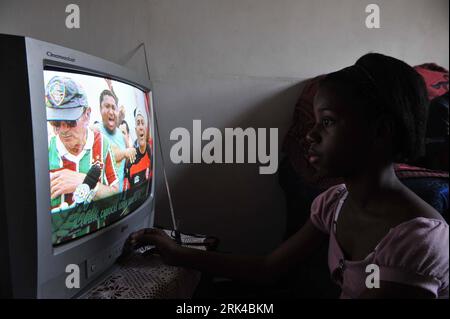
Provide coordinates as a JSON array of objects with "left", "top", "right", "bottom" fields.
[
  {"left": 394, "top": 163, "right": 449, "bottom": 179},
  {"left": 92, "top": 130, "right": 118, "bottom": 186},
  {"left": 61, "top": 157, "right": 77, "bottom": 204},
  {"left": 414, "top": 64, "right": 449, "bottom": 100},
  {"left": 92, "top": 130, "right": 103, "bottom": 166},
  {"left": 130, "top": 151, "right": 151, "bottom": 177}
]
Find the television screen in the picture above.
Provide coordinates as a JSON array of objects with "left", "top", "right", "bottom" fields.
[{"left": 44, "top": 69, "right": 153, "bottom": 246}]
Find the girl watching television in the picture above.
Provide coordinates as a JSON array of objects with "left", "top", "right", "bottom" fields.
[{"left": 127, "top": 53, "right": 449, "bottom": 299}]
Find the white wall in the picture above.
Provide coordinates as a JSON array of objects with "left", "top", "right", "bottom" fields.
[{"left": 1, "top": 0, "right": 448, "bottom": 253}]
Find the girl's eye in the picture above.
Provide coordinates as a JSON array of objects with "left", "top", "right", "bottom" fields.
[{"left": 321, "top": 118, "right": 335, "bottom": 127}]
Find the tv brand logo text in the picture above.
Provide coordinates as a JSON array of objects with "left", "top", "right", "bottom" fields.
[
  {"left": 170, "top": 120, "right": 278, "bottom": 175},
  {"left": 46, "top": 51, "right": 76, "bottom": 63}
]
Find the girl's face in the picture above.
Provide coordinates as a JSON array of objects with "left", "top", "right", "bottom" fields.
[{"left": 307, "top": 84, "right": 373, "bottom": 178}]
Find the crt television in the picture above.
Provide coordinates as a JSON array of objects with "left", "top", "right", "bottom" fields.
[{"left": 0, "top": 34, "right": 155, "bottom": 298}]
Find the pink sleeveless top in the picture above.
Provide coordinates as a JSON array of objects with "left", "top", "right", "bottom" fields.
[{"left": 310, "top": 184, "right": 449, "bottom": 299}]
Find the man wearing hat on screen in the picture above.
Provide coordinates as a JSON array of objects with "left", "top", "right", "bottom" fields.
[
  {"left": 123, "top": 107, "right": 152, "bottom": 191},
  {"left": 46, "top": 76, "right": 119, "bottom": 212}
]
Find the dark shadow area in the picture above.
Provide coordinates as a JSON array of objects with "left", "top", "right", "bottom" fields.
[
  {"left": 151, "top": 77, "right": 343, "bottom": 298},
  {"left": 154, "top": 77, "right": 305, "bottom": 255}
]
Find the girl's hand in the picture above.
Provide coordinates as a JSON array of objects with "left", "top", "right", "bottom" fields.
[{"left": 127, "top": 228, "right": 181, "bottom": 265}]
